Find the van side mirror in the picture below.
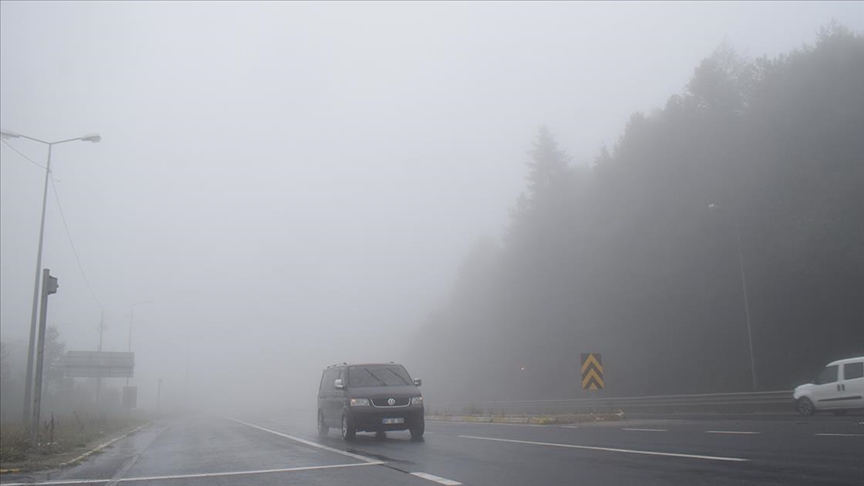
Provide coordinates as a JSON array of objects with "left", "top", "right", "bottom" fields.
[
  {"left": 413, "top": 378, "right": 422, "bottom": 386},
  {"left": 334, "top": 378, "right": 344, "bottom": 390}
]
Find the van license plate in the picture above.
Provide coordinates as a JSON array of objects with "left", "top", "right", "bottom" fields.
[{"left": 382, "top": 418, "right": 404, "bottom": 424}]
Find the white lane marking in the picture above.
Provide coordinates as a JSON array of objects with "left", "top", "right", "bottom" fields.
[
  {"left": 622, "top": 428, "right": 668, "bottom": 432},
  {"left": 705, "top": 430, "right": 760, "bottom": 435},
  {"left": 58, "top": 423, "right": 150, "bottom": 468},
  {"left": 227, "top": 417, "right": 380, "bottom": 463},
  {"left": 1, "top": 462, "right": 383, "bottom": 486},
  {"left": 435, "top": 421, "right": 551, "bottom": 428},
  {"left": 815, "top": 433, "right": 864, "bottom": 437},
  {"left": 411, "top": 471, "right": 463, "bottom": 485},
  {"left": 459, "top": 435, "right": 748, "bottom": 462}
]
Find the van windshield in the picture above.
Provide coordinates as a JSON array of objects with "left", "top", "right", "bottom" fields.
[{"left": 348, "top": 365, "right": 412, "bottom": 387}]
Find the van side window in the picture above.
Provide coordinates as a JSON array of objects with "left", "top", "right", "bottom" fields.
[
  {"left": 844, "top": 362, "right": 864, "bottom": 380},
  {"left": 816, "top": 365, "right": 839, "bottom": 384}
]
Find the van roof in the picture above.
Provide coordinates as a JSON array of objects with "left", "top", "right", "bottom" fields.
[
  {"left": 323, "top": 362, "right": 401, "bottom": 371},
  {"left": 827, "top": 356, "right": 864, "bottom": 366}
]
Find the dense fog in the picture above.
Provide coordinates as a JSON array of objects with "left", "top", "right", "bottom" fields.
[{"left": 1, "top": 2, "right": 862, "bottom": 419}]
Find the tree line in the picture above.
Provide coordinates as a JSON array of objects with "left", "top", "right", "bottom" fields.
[{"left": 413, "top": 23, "right": 864, "bottom": 406}]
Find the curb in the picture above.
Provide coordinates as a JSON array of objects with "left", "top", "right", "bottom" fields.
[{"left": 57, "top": 422, "right": 151, "bottom": 468}]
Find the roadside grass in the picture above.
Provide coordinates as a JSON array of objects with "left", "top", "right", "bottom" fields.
[{"left": 0, "top": 412, "right": 147, "bottom": 472}]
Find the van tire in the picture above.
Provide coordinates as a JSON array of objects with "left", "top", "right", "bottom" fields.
[
  {"left": 410, "top": 418, "right": 425, "bottom": 441},
  {"left": 341, "top": 412, "right": 356, "bottom": 441},
  {"left": 318, "top": 411, "right": 328, "bottom": 437}
]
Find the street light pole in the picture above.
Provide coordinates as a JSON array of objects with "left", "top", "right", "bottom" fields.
[
  {"left": 733, "top": 218, "right": 758, "bottom": 391},
  {"left": 127, "top": 300, "right": 152, "bottom": 387},
  {"left": 709, "top": 203, "right": 757, "bottom": 391},
  {"left": 1, "top": 129, "right": 101, "bottom": 423},
  {"left": 23, "top": 143, "right": 52, "bottom": 424}
]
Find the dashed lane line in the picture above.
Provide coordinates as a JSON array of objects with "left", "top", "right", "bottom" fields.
[
  {"left": 410, "top": 472, "right": 463, "bottom": 485},
  {"left": 705, "top": 430, "right": 760, "bottom": 435},
  {"left": 814, "top": 433, "right": 864, "bottom": 437},
  {"left": 0, "top": 463, "right": 383, "bottom": 486},
  {"left": 621, "top": 428, "right": 668, "bottom": 432},
  {"left": 459, "top": 435, "right": 749, "bottom": 462}
]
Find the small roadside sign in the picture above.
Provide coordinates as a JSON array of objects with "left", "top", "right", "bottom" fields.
[{"left": 581, "top": 353, "right": 604, "bottom": 390}]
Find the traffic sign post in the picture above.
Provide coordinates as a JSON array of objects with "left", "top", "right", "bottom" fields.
[
  {"left": 31, "top": 270, "right": 58, "bottom": 447},
  {"left": 581, "top": 353, "right": 604, "bottom": 390},
  {"left": 581, "top": 353, "right": 605, "bottom": 414}
]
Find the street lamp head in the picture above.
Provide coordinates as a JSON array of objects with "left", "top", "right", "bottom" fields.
[
  {"left": 80, "top": 133, "right": 101, "bottom": 143},
  {"left": 0, "top": 130, "right": 21, "bottom": 139}
]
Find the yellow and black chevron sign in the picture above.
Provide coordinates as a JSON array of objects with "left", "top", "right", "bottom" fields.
[{"left": 581, "top": 353, "right": 604, "bottom": 390}]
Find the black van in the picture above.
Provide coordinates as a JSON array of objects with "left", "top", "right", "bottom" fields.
[{"left": 317, "top": 363, "right": 424, "bottom": 440}]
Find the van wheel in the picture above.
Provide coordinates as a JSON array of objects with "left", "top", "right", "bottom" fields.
[
  {"left": 318, "top": 411, "right": 328, "bottom": 437},
  {"left": 796, "top": 397, "right": 815, "bottom": 416},
  {"left": 410, "top": 418, "right": 425, "bottom": 441},
  {"left": 341, "top": 412, "right": 356, "bottom": 441}
]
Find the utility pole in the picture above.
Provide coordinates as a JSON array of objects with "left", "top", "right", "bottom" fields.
[
  {"left": 96, "top": 310, "right": 105, "bottom": 409},
  {"left": 157, "top": 378, "right": 163, "bottom": 413},
  {"left": 709, "top": 203, "right": 758, "bottom": 391},
  {"left": 184, "top": 342, "right": 190, "bottom": 411},
  {"left": 31, "top": 269, "right": 58, "bottom": 447},
  {"left": 734, "top": 218, "right": 757, "bottom": 391}
]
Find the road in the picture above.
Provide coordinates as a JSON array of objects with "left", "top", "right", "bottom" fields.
[{"left": 2, "top": 411, "right": 862, "bottom": 485}]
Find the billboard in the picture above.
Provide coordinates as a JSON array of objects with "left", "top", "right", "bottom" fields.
[{"left": 55, "top": 351, "right": 134, "bottom": 378}]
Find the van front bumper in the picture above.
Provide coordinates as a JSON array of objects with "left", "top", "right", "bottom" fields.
[{"left": 350, "top": 406, "right": 424, "bottom": 432}]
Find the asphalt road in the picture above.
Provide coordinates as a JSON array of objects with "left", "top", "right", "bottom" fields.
[{"left": 2, "top": 412, "right": 862, "bottom": 486}]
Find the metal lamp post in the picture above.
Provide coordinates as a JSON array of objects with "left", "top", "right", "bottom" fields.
[
  {"left": 1, "top": 129, "right": 101, "bottom": 423},
  {"left": 127, "top": 300, "right": 152, "bottom": 387},
  {"left": 709, "top": 203, "right": 757, "bottom": 391}
]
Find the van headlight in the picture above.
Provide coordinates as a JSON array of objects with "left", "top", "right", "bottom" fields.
[
  {"left": 411, "top": 396, "right": 423, "bottom": 405},
  {"left": 350, "top": 398, "right": 370, "bottom": 407}
]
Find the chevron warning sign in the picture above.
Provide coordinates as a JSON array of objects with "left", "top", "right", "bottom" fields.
[{"left": 581, "top": 353, "right": 604, "bottom": 390}]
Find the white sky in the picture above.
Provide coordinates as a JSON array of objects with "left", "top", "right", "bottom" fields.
[{"left": 2, "top": 1, "right": 862, "bottom": 411}]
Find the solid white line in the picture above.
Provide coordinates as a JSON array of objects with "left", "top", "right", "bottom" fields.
[
  {"left": 58, "top": 423, "right": 150, "bottom": 468},
  {"left": 815, "top": 433, "right": 864, "bottom": 437},
  {"left": 1, "top": 462, "right": 384, "bottom": 486},
  {"left": 226, "top": 417, "right": 381, "bottom": 463},
  {"left": 705, "top": 430, "right": 760, "bottom": 435},
  {"left": 622, "top": 428, "right": 668, "bottom": 432},
  {"left": 459, "top": 435, "right": 749, "bottom": 462},
  {"left": 411, "top": 471, "right": 463, "bottom": 485}
]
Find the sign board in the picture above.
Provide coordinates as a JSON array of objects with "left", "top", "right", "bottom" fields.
[
  {"left": 581, "top": 353, "right": 604, "bottom": 390},
  {"left": 56, "top": 351, "right": 134, "bottom": 378},
  {"left": 122, "top": 386, "right": 137, "bottom": 409}
]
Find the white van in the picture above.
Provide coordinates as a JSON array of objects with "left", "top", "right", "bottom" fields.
[{"left": 793, "top": 356, "right": 864, "bottom": 416}]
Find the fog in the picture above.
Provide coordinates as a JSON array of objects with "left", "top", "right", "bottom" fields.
[{"left": 1, "top": 2, "right": 862, "bottom": 416}]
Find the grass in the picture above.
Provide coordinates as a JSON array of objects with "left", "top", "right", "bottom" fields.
[{"left": 0, "top": 412, "right": 146, "bottom": 472}]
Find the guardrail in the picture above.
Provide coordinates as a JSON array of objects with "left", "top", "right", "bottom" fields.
[{"left": 430, "top": 390, "right": 794, "bottom": 416}]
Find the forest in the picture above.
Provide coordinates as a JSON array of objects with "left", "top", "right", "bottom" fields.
[{"left": 414, "top": 24, "right": 864, "bottom": 406}]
